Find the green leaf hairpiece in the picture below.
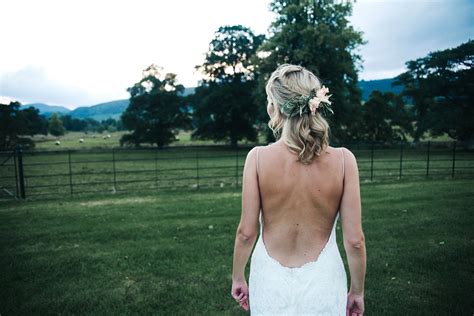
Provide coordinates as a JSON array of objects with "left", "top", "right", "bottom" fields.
[{"left": 280, "top": 85, "right": 334, "bottom": 118}]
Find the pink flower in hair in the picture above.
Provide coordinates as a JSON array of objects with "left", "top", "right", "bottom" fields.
[{"left": 308, "top": 85, "right": 332, "bottom": 115}]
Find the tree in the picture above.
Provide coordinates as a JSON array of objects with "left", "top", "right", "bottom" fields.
[
  {"left": 101, "top": 118, "right": 119, "bottom": 132},
  {"left": 0, "top": 101, "right": 48, "bottom": 150},
  {"left": 393, "top": 39, "right": 474, "bottom": 144},
  {"left": 360, "top": 91, "right": 413, "bottom": 143},
  {"left": 389, "top": 93, "right": 414, "bottom": 142},
  {"left": 253, "top": 0, "right": 367, "bottom": 143},
  {"left": 84, "top": 118, "right": 101, "bottom": 133},
  {"left": 191, "top": 25, "right": 265, "bottom": 147},
  {"left": 21, "top": 106, "right": 49, "bottom": 136},
  {"left": 61, "top": 115, "right": 88, "bottom": 132},
  {"left": 120, "top": 64, "right": 191, "bottom": 147},
  {"left": 48, "top": 113, "right": 65, "bottom": 137}
]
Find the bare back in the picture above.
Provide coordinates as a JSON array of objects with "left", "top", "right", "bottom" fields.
[{"left": 256, "top": 140, "right": 345, "bottom": 268}]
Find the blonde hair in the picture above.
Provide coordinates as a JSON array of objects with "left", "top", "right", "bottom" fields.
[{"left": 265, "top": 64, "right": 330, "bottom": 164}]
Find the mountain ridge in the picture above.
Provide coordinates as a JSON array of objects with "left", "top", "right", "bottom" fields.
[{"left": 22, "top": 79, "right": 404, "bottom": 120}]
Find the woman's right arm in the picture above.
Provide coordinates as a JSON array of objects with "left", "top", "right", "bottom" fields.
[{"left": 339, "top": 148, "right": 366, "bottom": 307}]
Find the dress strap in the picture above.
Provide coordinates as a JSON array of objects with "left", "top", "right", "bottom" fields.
[
  {"left": 341, "top": 147, "right": 345, "bottom": 182},
  {"left": 256, "top": 146, "right": 263, "bottom": 234},
  {"left": 256, "top": 146, "right": 260, "bottom": 177},
  {"left": 334, "top": 148, "right": 345, "bottom": 218}
]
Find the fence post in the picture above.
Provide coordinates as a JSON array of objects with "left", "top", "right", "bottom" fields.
[
  {"left": 112, "top": 148, "right": 117, "bottom": 191},
  {"left": 155, "top": 148, "right": 158, "bottom": 187},
  {"left": 452, "top": 141, "right": 456, "bottom": 178},
  {"left": 235, "top": 147, "right": 239, "bottom": 188},
  {"left": 426, "top": 141, "right": 430, "bottom": 177},
  {"left": 13, "top": 148, "right": 19, "bottom": 198},
  {"left": 399, "top": 141, "right": 403, "bottom": 180},
  {"left": 68, "top": 150, "right": 73, "bottom": 195},
  {"left": 195, "top": 150, "right": 200, "bottom": 189},
  {"left": 370, "top": 142, "right": 374, "bottom": 181},
  {"left": 16, "top": 145, "right": 26, "bottom": 199}
]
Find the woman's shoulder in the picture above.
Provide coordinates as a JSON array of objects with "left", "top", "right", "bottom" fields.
[
  {"left": 335, "top": 146, "right": 358, "bottom": 173},
  {"left": 245, "top": 144, "right": 268, "bottom": 161},
  {"left": 324, "top": 145, "right": 344, "bottom": 155},
  {"left": 330, "top": 145, "right": 355, "bottom": 157}
]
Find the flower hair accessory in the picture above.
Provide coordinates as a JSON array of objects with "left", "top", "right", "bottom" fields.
[{"left": 280, "top": 85, "right": 334, "bottom": 118}]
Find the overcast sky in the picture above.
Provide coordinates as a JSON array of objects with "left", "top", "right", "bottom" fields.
[{"left": 0, "top": 0, "right": 472, "bottom": 109}]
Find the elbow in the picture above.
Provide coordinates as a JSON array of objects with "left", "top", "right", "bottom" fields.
[
  {"left": 344, "top": 233, "right": 365, "bottom": 250},
  {"left": 236, "top": 227, "right": 258, "bottom": 243}
]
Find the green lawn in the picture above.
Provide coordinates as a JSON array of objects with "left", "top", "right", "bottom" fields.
[
  {"left": 0, "top": 178, "right": 473, "bottom": 315},
  {"left": 30, "top": 130, "right": 268, "bottom": 150},
  {"left": 29, "top": 129, "right": 456, "bottom": 151}
]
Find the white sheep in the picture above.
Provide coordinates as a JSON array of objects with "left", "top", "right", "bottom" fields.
[
  {"left": 79, "top": 138, "right": 84, "bottom": 143},
  {"left": 55, "top": 141, "right": 61, "bottom": 146}
]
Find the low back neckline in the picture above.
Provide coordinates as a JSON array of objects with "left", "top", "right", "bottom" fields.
[
  {"left": 258, "top": 211, "right": 340, "bottom": 270},
  {"left": 254, "top": 145, "right": 344, "bottom": 270}
]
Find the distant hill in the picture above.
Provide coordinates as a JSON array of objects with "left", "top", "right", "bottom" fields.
[
  {"left": 70, "top": 99, "right": 129, "bottom": 121},
  {"left": 22, "top": 103, "right": 70, "bottom": 116},
  {"left": 358, "top": 78, "right": 404, "bottom": 101},
  {"left": 22, "top": 78, "right": 405, "bottom": 120}
]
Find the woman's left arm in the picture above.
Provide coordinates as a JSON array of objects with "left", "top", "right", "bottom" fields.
[{"left": 231, "top": 147, "right": 261, "bottom": 310}]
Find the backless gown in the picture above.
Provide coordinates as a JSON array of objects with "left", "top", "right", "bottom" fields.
[{"left": 249, "top": 147, "right": 348, "bottom": 315}]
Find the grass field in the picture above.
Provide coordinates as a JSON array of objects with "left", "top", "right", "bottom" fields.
[
  {"left": 29, "top": 130, "right": 457, "bottom": 151},
  {"left": 0, "top": 178, "right": 473, "bottom": 315},
  {"left": 30, "top": 130, "right": 269, "bottom": 150}
]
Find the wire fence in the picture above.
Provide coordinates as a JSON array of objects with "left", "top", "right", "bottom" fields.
[{"left": 0, "top": 141, "right": 473, "bottom": 200}]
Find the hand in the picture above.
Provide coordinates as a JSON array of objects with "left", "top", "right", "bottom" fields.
[
  {"left": 346, "top": 291, "right": 364, "bottom": 316},
  {"left": 231, "top": 278, "right": 249, "bottom": 312}
]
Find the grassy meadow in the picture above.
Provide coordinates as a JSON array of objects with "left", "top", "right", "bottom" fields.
[
  {"left": 29, "top": 130, "right": 268, "bottom": 150},
  {"left": 0, "top": 178, "right": 473, "bottom": 315},
  {"left": 28, "top": 129, "right": 457, "bottom": 151}
]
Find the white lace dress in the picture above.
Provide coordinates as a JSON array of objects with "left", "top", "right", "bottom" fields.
[{"left": 249, "top": 211, "right": 348, "bottom": 315}]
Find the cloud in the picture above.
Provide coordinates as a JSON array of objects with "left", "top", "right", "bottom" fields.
[
  {"left": 0, "top": 65, "right": 99, "bottom": 109},
  {"left": 349, "top": 0, "right": 474, "bottom": 80},
  {"left": 0, "top": 0, "right": 275, "bottom": 108},
  {"left": 0, "top": 0, "right": 472, "bottom": 106}
]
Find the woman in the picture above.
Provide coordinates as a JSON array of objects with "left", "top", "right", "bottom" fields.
[{"left": 231, "top": 64, "right": 366, "bottom": 315}]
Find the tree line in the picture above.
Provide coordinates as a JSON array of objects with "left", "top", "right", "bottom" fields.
[
  {"left": 119, "top": 0, "right": 473, "bottom": 148},
  {"left": 1, "top": 0, "right": 472, "bottom": 151},
  {"left": 0, "top": 102, "right": 124, "bottom": 150}
]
